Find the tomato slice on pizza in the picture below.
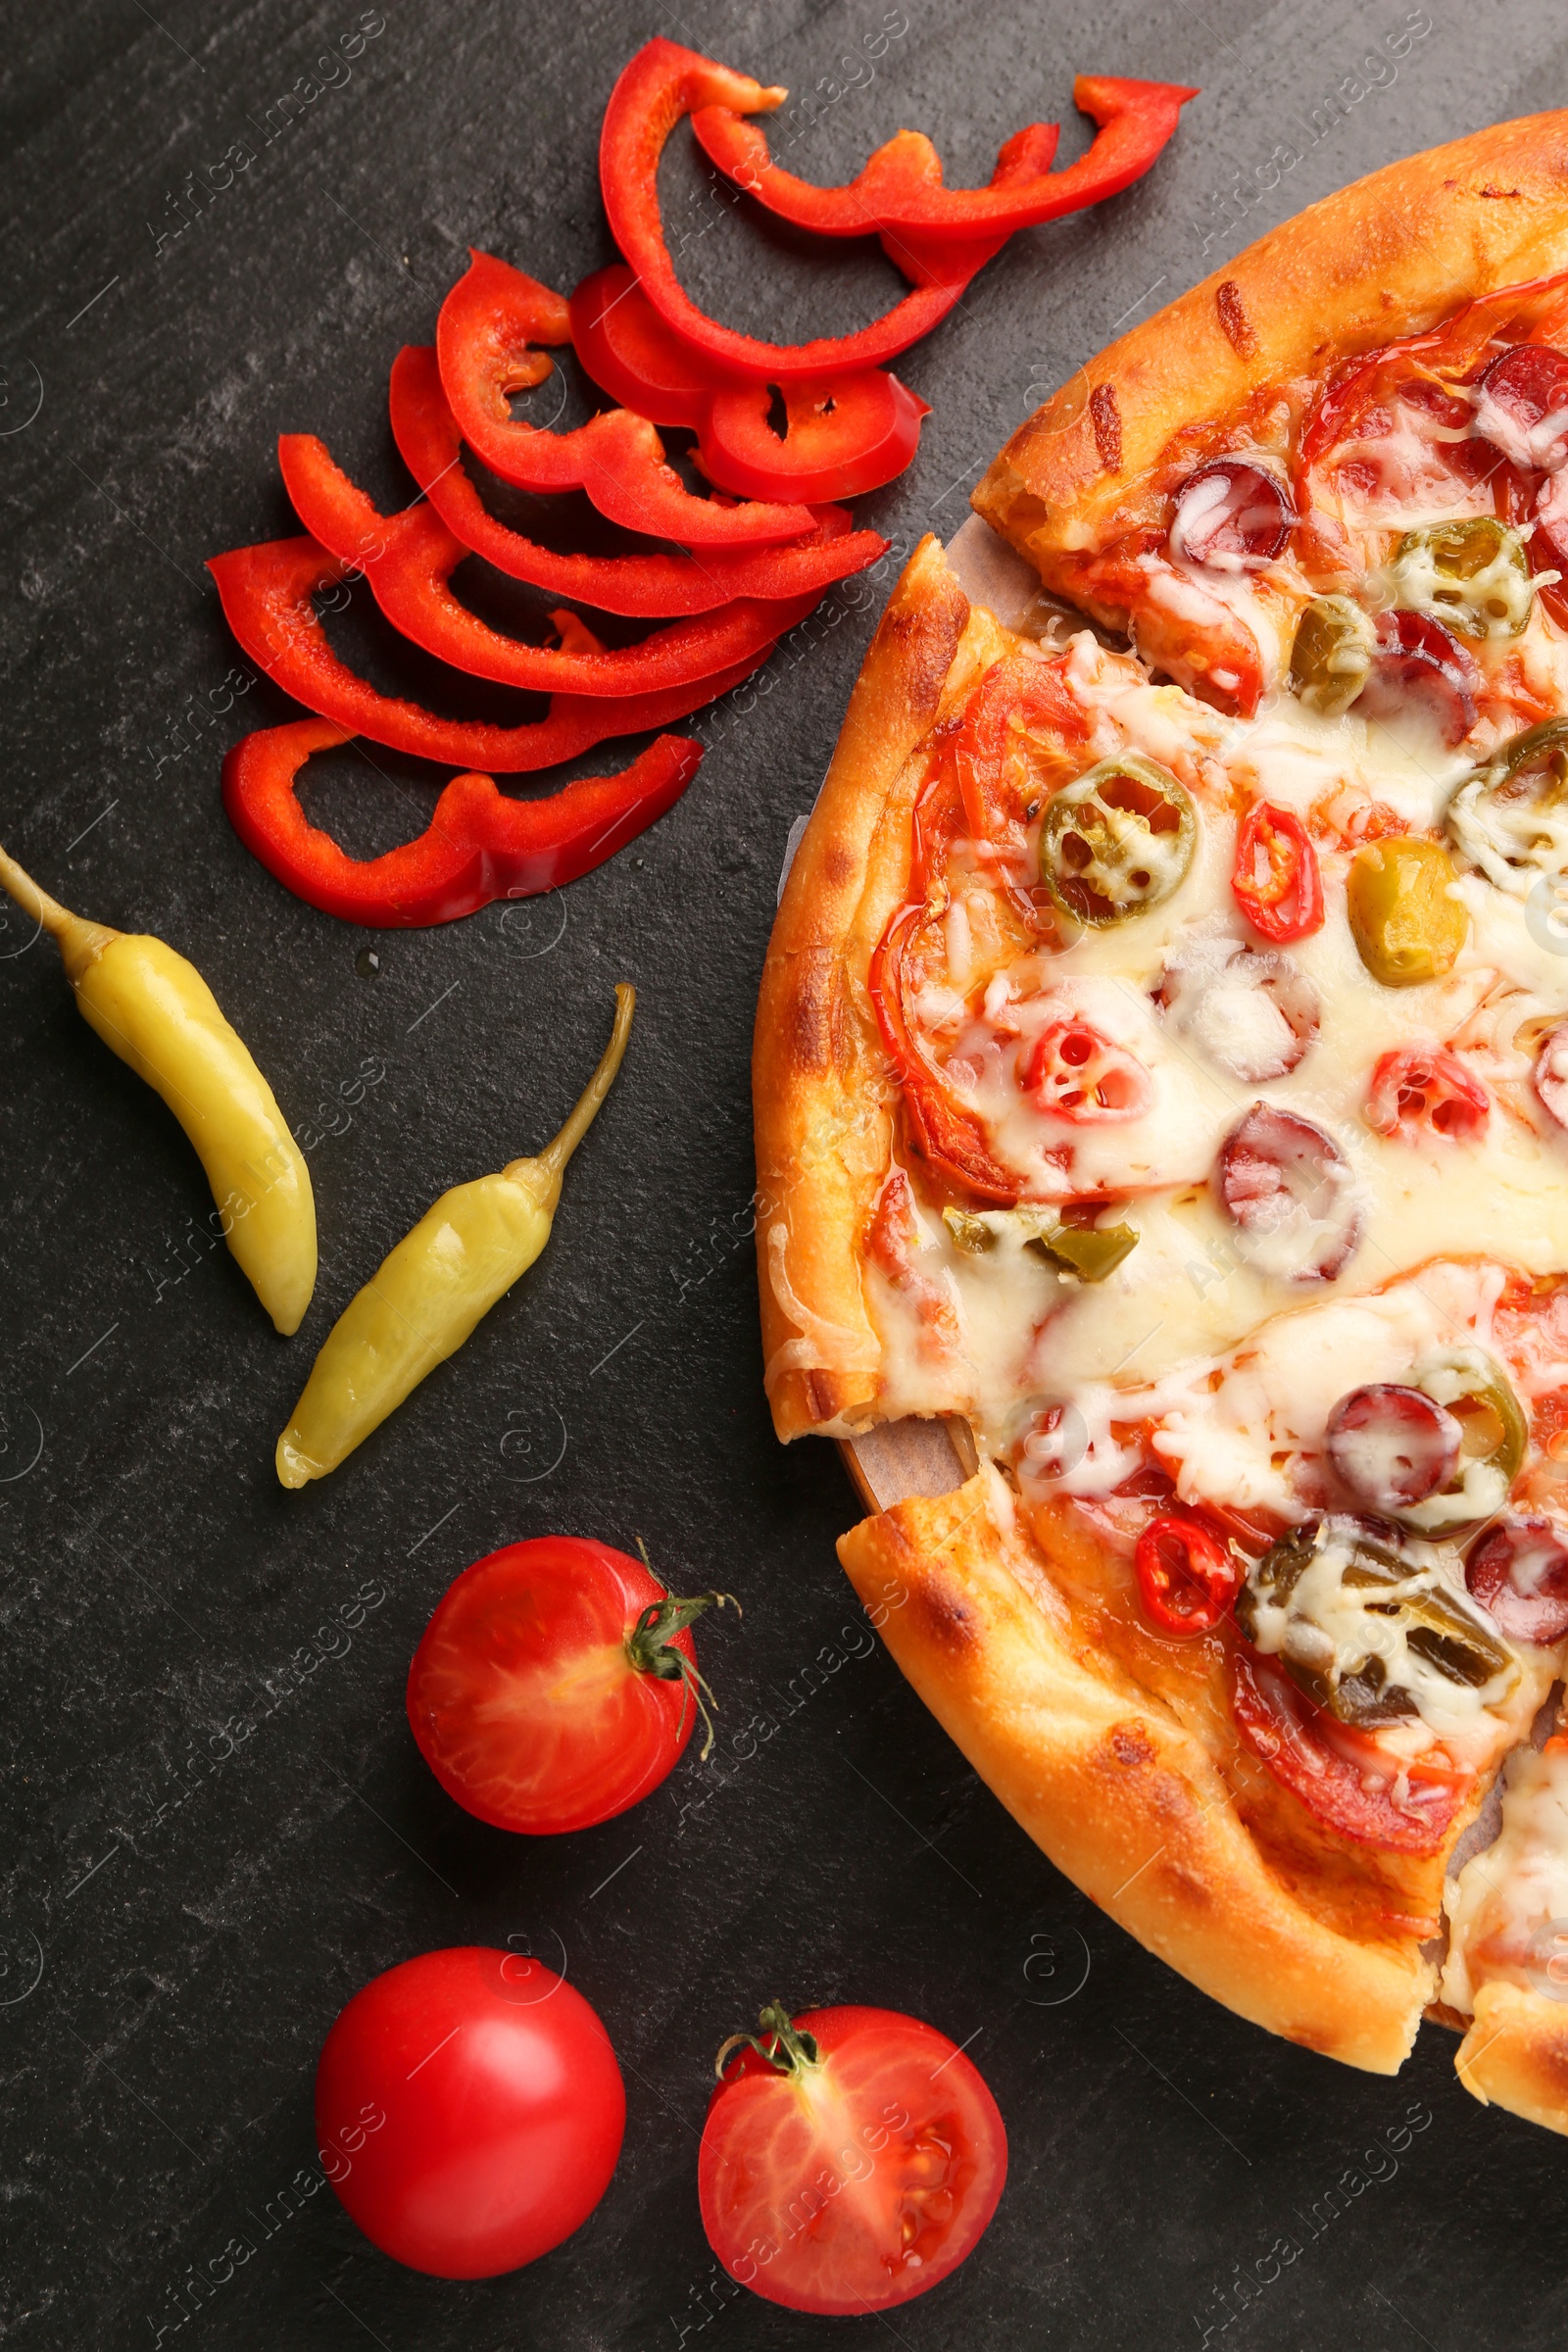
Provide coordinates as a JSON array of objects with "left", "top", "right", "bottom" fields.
[{"left": 755, "top": 112, "right": 1568, "bottom": 2132}]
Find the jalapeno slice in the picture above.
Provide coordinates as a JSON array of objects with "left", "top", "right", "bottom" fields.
[
  {"left": 1234, "top": 1514, "right": 1515, "bottom": 1726},
  {"left": 1390, "top": 517, "right": 1535, "bottom": 642},
  {"left": 942, "top": 1203, "right": 1138, "bottom": 1281},
  {"left": 1025, "top": 1222, "right": 1139, "bottom": 1282},
  {"left": 1446, "top": 716, "right": 1568, "bottom": 896},
  {"left": 1038, "top": 754, "right": 1197, "bottom": 927},
  {"left": 1402, "top": 1348, "right": 1527, "bottom": 1535},
  {"left": 1346, "top": 834, "right": 1468, "bottom": 987},
  {"left": 1288, "top": 595, "right": 1375, "bottom": 716}
]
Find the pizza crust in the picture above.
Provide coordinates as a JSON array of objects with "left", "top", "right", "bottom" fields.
[
  {"left": 1457, "top": 1981, "right": 1568, "bottom": 2135},
  {"left": 974, "top": 108, "right": 1568, "bottom": 596},
  {"left": 753, "top": 116, "right": 1568, "bottom": 2127},
  {"left": 754, "top": 533, "right": 982, "bottom": 1439},
  {"left": 837, "top": 1465, "right": 1431, "bottom": 2073}
]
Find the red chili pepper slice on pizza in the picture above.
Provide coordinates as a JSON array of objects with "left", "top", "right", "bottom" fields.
[
  {"left": 207, "top": 536, "right": 768, "bottom": 772},
  {"left": 1133, "top": 1515, "right": 1240, "bottom": 1638},
  {"left": 599, "top": 39, "right": 1112, "bottom": 383},
  {"left": 387, "top": 345, "right": 885, "bottom": 616},
  {"left": 1230, "top": 803, "right": 1323, "bottom": 943},
  {"left": 222, "top": 718, "right": 701, "bottom": 926},
  {"left": 276, "top": 431, "right": 823, "bottom": 698},
  {"left": 569, "top": 267, "right": 929, "bottom": 503},
  {"left": 1366, "top": 1045, "right": 1491, "bottom": 1144},
  {"left": 1230, "top": 1645, "right": 1469, "bottom": 1854},
  {"left": 688, "top": 70, "right": 1196, "bottom": 242},
  {"left": 434, "top": 248, "right": 817, "bottom": 544}
]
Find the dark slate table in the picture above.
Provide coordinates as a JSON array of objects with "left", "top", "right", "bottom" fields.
[{"left": 3, "top": 2, "right": 1566, "bottom": 2345}]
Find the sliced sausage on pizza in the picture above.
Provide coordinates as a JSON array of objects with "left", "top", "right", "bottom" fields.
[{"left": 755, "top": 111, "right": 1568, "bottom": 2125}]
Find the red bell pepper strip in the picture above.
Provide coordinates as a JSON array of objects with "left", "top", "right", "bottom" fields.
[
  {"left": 1230, "top": 803, "right": 1325, "bottom": 943},
  {"left": 599, "top": 39, "right": 1063, "bottom": 382},
  {"left": 568, "top": 266, "right": 929, "bottom": 502},
  {"left": 690, "top": 73, "right": 1198, "bottom": 241},
  {"left": 434, "top": 250, "right": 815, "bottom": 545},
  {"left": 868, "top": 901, "right": 1020, "bottom": 1203},
  {"left": 207, "top": 536, "right": 768, "bottom": 773},
  {"left": 387, "top": 345, "right": 884, "bottom": 615},
  {"left": 222, "top": 718, "right": 701, "bottom": 926},
  {"left": 276, "top": 432, "right": 824, "bottom": 698}
]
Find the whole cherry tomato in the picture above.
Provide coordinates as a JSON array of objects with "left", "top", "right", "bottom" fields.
[
  {"left": 699, "top": 2002, "right": 1006, "bottom": 2315},
  {"left": 407, "top": 1536, "right": 736, "bottom": 1834},
  {"left": 316, "top": 1946, "right": 624, "bottom": 2278}
]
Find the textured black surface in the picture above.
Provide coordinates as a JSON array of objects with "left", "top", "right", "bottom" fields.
[{"left": 4, "top": 2, "right": 1568, "bottom": 2346}]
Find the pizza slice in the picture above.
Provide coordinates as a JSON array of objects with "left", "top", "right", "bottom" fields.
[{"left": 755, "top": 109, "right": 1568, "bottom": 2122}]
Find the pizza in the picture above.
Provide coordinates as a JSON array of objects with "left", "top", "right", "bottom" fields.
[{"left": 753, "top": 109, "right": 1568, "bottom": 2133}]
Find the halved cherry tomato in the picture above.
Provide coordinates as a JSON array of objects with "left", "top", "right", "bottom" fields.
[
  {"left": 1023, "top": 1016, "right": 1152, "bottom": 1121},
  {"left": 1134, "top": 1514, "right": 1240, "bottom": 1636},
  {"left": 316, "top": 1945, "right": 624, "bottom": 2278},
  {"left": 1366, "top": 1045, "right": 1490, "bottom": 1143},
  {"left": 699, "top": 2002, "right": 1006, "bottom": 2315},
  {"left": 1169, "top": 459, "right": 1294, "bottom": 571},
  {"left": 1230, "top": 1645, "right": 1469, "bottom": 1853},
  {"left": 1230, "top": 803, "right": 1324, "bottom": 943},
  {"left": 406, "top": 1536, "right": 736, "bottom": 1835}
]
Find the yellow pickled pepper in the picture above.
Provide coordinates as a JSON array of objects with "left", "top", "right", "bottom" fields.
[
  {"left": 0, "top": 842, "right": 317, "bottom": 1334},
  {"left": 277, "top": 983, "right": 635, "bottom": 1489}
]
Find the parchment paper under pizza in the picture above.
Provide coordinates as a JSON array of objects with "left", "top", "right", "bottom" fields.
[{"left": 754, "top": 108, "right": 1568, "bottom": 2137}]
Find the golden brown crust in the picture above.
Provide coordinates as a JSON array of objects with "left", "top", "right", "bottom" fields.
[
  {"left": 754, "top": 535, "right": 1004, "bottom": 1440},
  {"left": 1456, "top": 1981, "right": 1568, "bottom": 2135},
  {"left": 838, "top": 1468, "right": 1430, "bottom": 2072},
  {"left": 974, "top": 109, "right": 1568, "bottom": 585},
  {"left": 758, "top": 118, "right": 1568, "bottom": 2122}
]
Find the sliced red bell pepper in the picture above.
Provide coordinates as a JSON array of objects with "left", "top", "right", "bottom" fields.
[
  {"left": 568, "top": 266, "right": 929, "bottom": 501},
  {"left": 222, "top": 717, "right": 701, "bottom": 925},
  {"left": 276, "top": 432, "right": 824, "bottom": 697},
  {"left": 435, "top": 250, "right": 816, "bottom": 545},
  {"left": 868, "top": 901, "right": 1020, "bottom": 1203},
  {"left": 388, "top": 345, "right": 884, "bottom": 614},
  {"left": 207, "top": 536, "right": 768, "bottom": 772},
  {"left": 690, "top": 73, "right": 1197, "bottom": 241},
  {"left": 600, "top": 39, "right": 1062, "bottom": 382}
]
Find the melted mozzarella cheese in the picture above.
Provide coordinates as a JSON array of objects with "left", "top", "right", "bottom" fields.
[
  {"left": 1443, "top": 1740, "right": 1568, "bottom": 2014},
  {"left": 1242, "top": 1519, "right": 1516, "bottom": 1738}
]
